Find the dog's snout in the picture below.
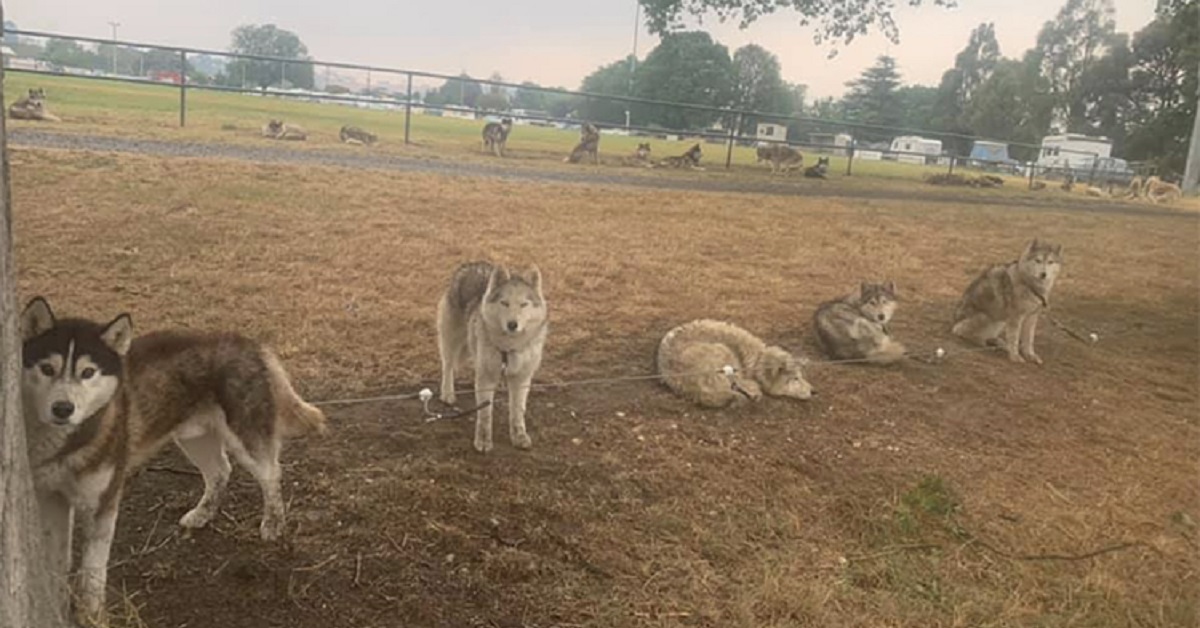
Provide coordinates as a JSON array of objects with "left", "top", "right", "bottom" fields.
[
  {"left": 877, "top": 314, "right": 886, "bottom": 321},
  {"left": 809, "top": 390, "right": 818, "bottom": 397},
  {"left": 506, "top": 320, "right": 519, "bottom": 332},
  {"left": 51, "top": 401, "right": 74, "bottom": 420},
  {"left": 1039, "top": 272, "right": 1047, "bottom": 279}
]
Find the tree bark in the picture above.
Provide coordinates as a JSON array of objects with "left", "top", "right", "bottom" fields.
[
  {"left": 0, "top": 0, "right": 71, "bottom": 624},
  {"left": 1183, "top": 63, "right": 1200, "bottom": 195}
]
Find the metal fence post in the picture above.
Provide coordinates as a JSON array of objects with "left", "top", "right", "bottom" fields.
[
  {"left": 1088, "top": 155, "right": 1099, "bottom": 186},
  {"left": 404, "top": 73, "right": 413, "bottom": 145},
  {"left": 178, "top": 50, "right": 187, "bottom": 127},
  {"left": 725, "top": 112, "right": 741, "bottom": 170},
  {"left": 846, "top": 141, "right": 855, "bottom": 176},
  {"left": 1028, "top": 162, "right": 1036, "bottom": 190},
  {"left": 947, "top": 154, "right": 956, "bottom": 176}
]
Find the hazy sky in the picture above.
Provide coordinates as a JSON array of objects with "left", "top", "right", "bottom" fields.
[{"left": 7, "top": 0, "right": 1157, "bottom": 98}]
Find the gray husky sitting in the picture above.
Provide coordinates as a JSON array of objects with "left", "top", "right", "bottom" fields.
[
  {"left": 952, "top": 239, "right": 1063, "bottom": 364},
  {"left": 437, "top": 262, "right": 548, "bottom": 452},
  {"left": 813, "top": 281, "right": 906, "bottom": 364}
]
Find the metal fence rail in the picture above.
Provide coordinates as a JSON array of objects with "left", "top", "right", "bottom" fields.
[{"left": 4, "top": 28, "right": 1144, "bottom": 188}]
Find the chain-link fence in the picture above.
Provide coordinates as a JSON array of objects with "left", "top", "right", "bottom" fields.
[{"left": 5, "top": 28, "right": 1150, "bottom": 190}]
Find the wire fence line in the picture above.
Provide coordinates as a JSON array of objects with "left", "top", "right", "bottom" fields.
[
  {"left": 311, "top": 317, "right": 1103, "bottom": 411},
  {"left": 5, "top": 28, "right": 1149, "bottom": 189}
]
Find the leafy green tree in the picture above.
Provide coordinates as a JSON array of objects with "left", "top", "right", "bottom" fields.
[
  {"left": 895, "top": 85, "right": 940, "bottom": 131},
  {"left": 1030, "top": 0, "right": 1120, "bottom": 131},
  {"left": 1074, "top": 33, "right": 1135, "bottom": 150},
  {"left": 40, "top": 39, "right": 98, "bottom": 70},
  {"left": 632, "top": 32, "right": 733, "bottom": 129},
  {"left": 578, "top": 56, "right": 637, "bottom": 125},
  {"left": 513, "top": 82, "right": 548, "bottom": 110},
  {"left": 809, "top": 96, "right": 844, "bottom": 121},
  {"left": 476, "top": 72, "right": 511, "bottom": 110},
  {"left": 730, "top": 44, "right": 791, "bottom": 132},
  {"left": 477, "top": 91, "right": 510, "bottom": 111},
  {"left": 1125, "top": 0, "right": 1199, "bottom": 174},
  {"left": 966, "top": 56, "right": 1055, "bottom": 151},
  {"left": 638, "top": 0, "right": 956, "bottom": 47},
  {"left": 934, "top": 22, "right": 1001, "bottom": 133},
  {"left": 544, "top": 92, "right": 579, "bottom": 119},
  {"left": 842, "top": 55, "right": 903, "bottom": 134},
  {"left": 424, "top": 74, "right": 484, "bottom": 108},
  {"left": 224, "top": 24, "right": 314, "bottom": 89}
]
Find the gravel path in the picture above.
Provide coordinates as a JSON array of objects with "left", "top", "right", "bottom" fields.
[{"left": 10, "top": 128, "right": 1190, "bottom": 219}]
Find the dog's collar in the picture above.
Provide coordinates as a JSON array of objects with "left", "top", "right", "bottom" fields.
[
  {"left": 500, "top": 350, "right": 509, "bottom": 373},
  {"left": 1016, "top": 266, "right": 1050, "bottom": 309},
  {"left": 1024, "top": 280, "right": 1050, "bottom": 308}
]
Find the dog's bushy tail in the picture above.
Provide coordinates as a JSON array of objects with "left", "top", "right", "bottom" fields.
[{"left": 263, "top": 349, "right": 328, "bottom": 437}]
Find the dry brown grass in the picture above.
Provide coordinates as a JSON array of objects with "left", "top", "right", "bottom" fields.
[{"left": 12, "top": 148, "right": 1199, "bottom": 627}]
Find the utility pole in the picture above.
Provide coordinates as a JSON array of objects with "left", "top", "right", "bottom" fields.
[
  {"left": 107, "top": 21, "right": 119, "bottom": 75},
  {"left": 1183, "top": 64, "right": 1200, "bottom": 195}
]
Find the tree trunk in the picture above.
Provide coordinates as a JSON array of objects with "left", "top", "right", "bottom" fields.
[
  {"left": 0, "top": 0, "right": 71, "bottom": 624},
  {"left": 1183, "top": 63, "right": 1200, "bottom": 196}
]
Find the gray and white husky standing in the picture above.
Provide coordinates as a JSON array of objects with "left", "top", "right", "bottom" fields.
[
  {"left": 437, "top": 262, "right": 548, "bottom": 453},
  {"left": 482, "top": 118, "right": 514, "bottom": 157},
  {"left": 952, "top": 239, "right": 1064, "bottom": 364},
  {"left": 812, "top": 281, "right": 906, "bottom": 364},
  {"left": 20, "top": 298, "right": 326, "bottom": 625}
]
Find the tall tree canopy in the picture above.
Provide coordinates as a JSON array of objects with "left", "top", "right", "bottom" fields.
[
  {"left": 729, "top": 44, "right": 793, "bottom": 131},
  {"left": 1030, "top": 0, "right": 1120, "bottom": 131},
  {"left": 842, "top": 55, "right": 903, "bottom": 133},
  {"left": 632, "top": 32, "right": 733, "bottom": 129},
  {"left": 1124, "top": 0, "right": 1198, "bottom": 173},
  {"left": 966, "top": 55, "right": 1055, "bottom": 151},
  {"left": 224, "top": 24, "right": 314, "bottom": 89},
  {"left": 577, "top": 56, "right": 637, "bottom": 125},
  {"left": 934, "top": 22, "right": 1001, "bottom": 132},
  {"left": 423, "top": 74, "right": 485, "bottom": 108},
  {"left": 638, "top": 0, "right": 957, "bottom": 47}
]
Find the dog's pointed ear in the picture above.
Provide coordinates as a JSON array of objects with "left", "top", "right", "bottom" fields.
[
  {"left": 21, "top": 297, "right": 56, "bottom": 341},
  {"left": 527, "top": 265, "right": 543, "bottom": 297},
  {"left": 1053, "top": 243, "right": 1063, "bottom": 256},
  {"left": 884, "top": 280, "right": 896, "bottom": 296},
  {"left": 485, "top": 265, "right": 509, "bottom": 297},
  {"left": 100, "top": 313, "right": 134, "bottom": 356},
  {"left": 860, "top": 282, "right": 871, "bottom": 298},
  {"left": 1023, "top": 239, "right": 1039, "bottom": 258}
]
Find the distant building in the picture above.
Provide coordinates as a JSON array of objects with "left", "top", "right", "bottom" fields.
[
  {"left": 755, "top": 122, "right": 787, "bottom": 143},
  {"left": 809, "top": 132, "right": 853, "bottom": 155},
  {"left": 1036, "top": 134, "right": 1112, "bottom": 170}
]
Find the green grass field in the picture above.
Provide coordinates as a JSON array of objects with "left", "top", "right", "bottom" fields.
[{"left": 9, "top": 71, "right": 978, "bottom": 181}]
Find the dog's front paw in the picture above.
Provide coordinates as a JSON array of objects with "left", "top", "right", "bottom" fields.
[
  {"left": 474, "top": 437, "right": 494, "bottom": 453},
  {"left": 510, "top": 432, "right": 532, "bottom": 450},
  {"left": 440, "top": 391, "right": 457, "bottom": 406},
  {"left": 179, "top": 506, "right": 215, "bottom": 529},
  {"left": 259, "top": 516, "right": 283, "bottom": 541},
  {"left": 1007, "top": 352, "right": 1025, "bottom": 364},
  {"left": 1021, "top": 351, "right": 1043, "bottom": 365}
]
